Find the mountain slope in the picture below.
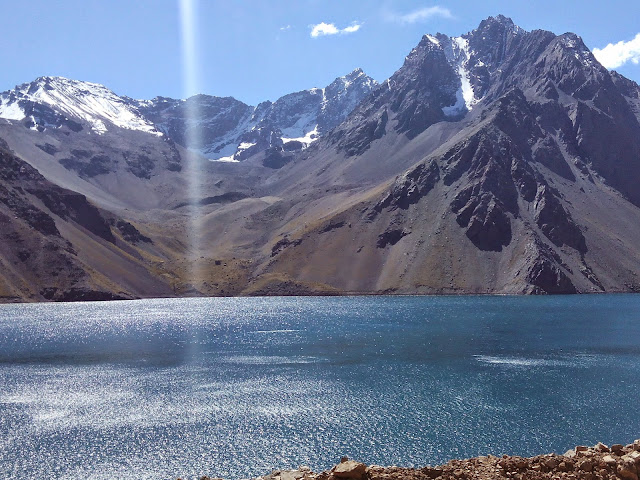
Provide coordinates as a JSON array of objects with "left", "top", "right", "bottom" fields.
[{"left": 0, "top": 138, "right": 174, "bottom": 301}]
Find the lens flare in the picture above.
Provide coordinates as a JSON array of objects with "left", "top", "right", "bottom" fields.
[{"left": 179, "top": 0, "right": 203, "bottom": 293}]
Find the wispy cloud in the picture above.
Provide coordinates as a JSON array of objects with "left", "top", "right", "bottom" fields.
[
  {"left": 280, "top": 25, "right": 291, "bottom": 31},
  {"left": 384, "top": 6, "right": 453, "bottom": 24},
  {"left": 310, "top": 21, "right": 362, "bottom": 38},
  {"left": 342, "top": 23, "right": 362, "bottom": 34},
  {"left": 593, "top": 33, "right": 640, "bottom": 69}
]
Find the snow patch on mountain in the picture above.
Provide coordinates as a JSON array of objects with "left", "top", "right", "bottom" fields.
[
  {"left": 203, "top": 111, "right": 256, "bottom": 159},
  {"left": 282, "top": 125, "right": 319, "bottom": 147},
  {"left": 0, "top": 98, "right": 26, "bottom": 121},
  {"left": 280, "top": 110, "right": 317, "bottom": 139},
  {"left": 426, "top": 35, "right": 440, "bottom": 46},
  {"left": 442, "top": 36, "right": 478, "bottom": 116},
  {"left": 213, "top": 155, "right": 241, "bottom": 163},
  {"left": 560, "top": 34, "right": 599, "bottom": 70}
]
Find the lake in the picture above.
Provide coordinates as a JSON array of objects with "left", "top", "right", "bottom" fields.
[{"left": 1, "top": 295, "right": 639, "bottom": 480}]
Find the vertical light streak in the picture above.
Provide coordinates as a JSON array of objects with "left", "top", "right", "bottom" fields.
[{"left": 179, "top": 0, "right": 203, "bottom": 293}]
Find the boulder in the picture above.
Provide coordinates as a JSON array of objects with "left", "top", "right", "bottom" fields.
[
  {"left": 333, "top": 460, "right": 367, "bottom": 480},
  {"left": 514, "top": 458, "right": 528, "bottom": 469},
  {"left": 618, "top": 462, "right": 638, "bottom": 480},
  {"left": 578, "top": 459, "right": 594, "bottom": 472},
  {"left": 420, "top": 467, "right": 444, "bottom": 478},
  {"left": 281, "top": 471, "right": 304, "bottom": 480},
  {"left": 544, "top": 457, "right": 559, "bottom": 469},
  {"left": 558, "top": 459, "right": 575, "bottom": 471},
  {"left": 624, "top": 452, "right": 640, "bottom": 465}
]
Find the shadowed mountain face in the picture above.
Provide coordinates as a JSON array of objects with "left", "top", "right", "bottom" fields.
[
  {"left": 2, "top": 15, "right": 640, "bottom": 300},
  {"left": 0, "top": 139, "right": 172, "bottom": 301}
]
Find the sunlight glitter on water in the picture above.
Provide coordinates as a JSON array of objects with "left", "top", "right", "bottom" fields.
[{"left": 1, "top": 296, "right": 640, "bottom": 479}]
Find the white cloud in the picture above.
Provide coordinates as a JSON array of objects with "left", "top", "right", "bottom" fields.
[
  {"left": 280, "top": 25, "right": 291, "bottom": 31},
  {"left": 593, "top": 33, "right": 640, "bottom": 69},
  {"left": 310, "top": 21, "right": 362, "bottom": 38},
  {"left": 385, "top": 6, "right": 453, "bottom": 24},
  {"left": 311, "top": 22, "right": 339, "bottom": 37},
  {"left": 342, "top": 23, "right": 362, "bottom": 34}
]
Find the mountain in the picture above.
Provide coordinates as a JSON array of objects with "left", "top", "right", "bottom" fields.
[
  {"left": 0, "top": 69, "right": 377, "bottom": 164},
  {"left": 249, "top": 15, "right": 640, "bottom": 295},
  {"left": 130, "top": 68, "right": 377, "bottom": 163},
  {"left": 2, "top": 15, "right": 640, "bottom": 300}
]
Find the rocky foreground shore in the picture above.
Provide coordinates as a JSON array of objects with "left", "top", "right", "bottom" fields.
[{"left": 193, "top": 440, "right": 640, "bottom": 480}]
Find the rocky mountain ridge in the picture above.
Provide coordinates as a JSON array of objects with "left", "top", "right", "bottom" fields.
[
  {"left": 0, "top": 68, "right": 377, "bottom": 164},
  {"left": 133, "top": 67, "right": 377, "bottom": 162}
]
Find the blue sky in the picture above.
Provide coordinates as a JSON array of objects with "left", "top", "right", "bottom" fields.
[{"left": 2, "top": 0, "right": 639, "bottom": 105}]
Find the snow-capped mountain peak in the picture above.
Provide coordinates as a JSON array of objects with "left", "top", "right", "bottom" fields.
[
  {"left": 339, "top": 68, "right": 377, "bottom": 90},
  {"left": 0, "top": 76, "right": 161, "bottom": 136},
  {"left": 411, "top": 16, "right": 529, "bottom": 117},
  {"left": 132, "top": 69, "right": 378, "bottom": 162},
  {"left": 0, "top": 70, "right": 376, "bottom": 163}
]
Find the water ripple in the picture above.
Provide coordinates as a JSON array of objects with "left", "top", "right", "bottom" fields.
[{"left": 1, "top": 296, "right": 640, "bottom": 479}]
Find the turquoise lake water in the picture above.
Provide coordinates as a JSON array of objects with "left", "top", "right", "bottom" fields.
[{"left": 1, "top": 295, "right": 639, "bottom": 479}]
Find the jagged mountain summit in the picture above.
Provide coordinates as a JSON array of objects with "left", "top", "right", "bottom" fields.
[
  {"left": 132, "top": 68, "right": 377, "bottom": 162},
  {"left": 2, "top": 15, "right": 640, "bottom": 301}
]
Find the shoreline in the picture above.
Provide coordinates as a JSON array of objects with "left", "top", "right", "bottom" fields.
[
  {"left": 1, "top": 291, "right": 640, "bottom": 306},
  {"left": 194, "top": 441, "right": 640, "bottom": 480}
]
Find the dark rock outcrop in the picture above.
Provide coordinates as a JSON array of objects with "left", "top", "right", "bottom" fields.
[
  {"left": 113, "top": 220, "right": 152, "bottom": 244},
  {"left": 376, "top": 229, "right": 410, "bottom": 248},
  {"left": 533, "top": 185, "right": 586, "bottom": 253},
  {"left": 375, "top": 160, "right": 440, "bottom": 213},
  {"left": 271, "top": 236, "right": 302, "bottom": 257}
]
